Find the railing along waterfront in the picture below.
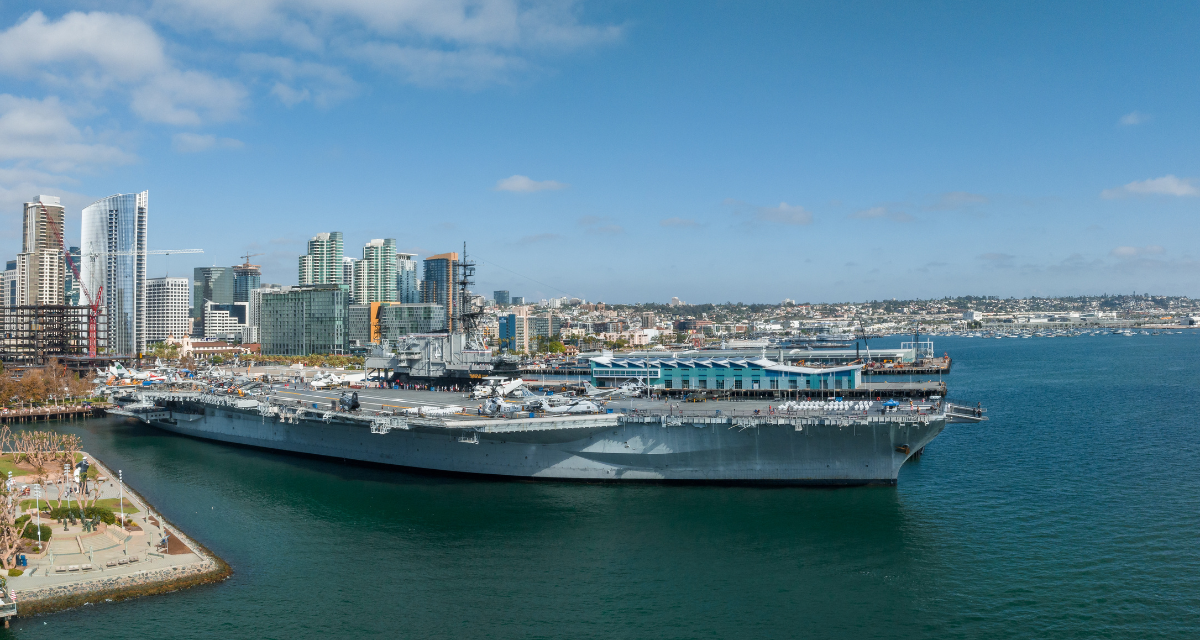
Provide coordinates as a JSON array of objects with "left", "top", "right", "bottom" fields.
[{"left": 0, "top": 403, "right": 107, "bottom": 423}]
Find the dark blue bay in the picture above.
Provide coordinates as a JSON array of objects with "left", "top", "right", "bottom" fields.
[{"left": 8, "top": 334, "right": 1200, "bottom": 638}]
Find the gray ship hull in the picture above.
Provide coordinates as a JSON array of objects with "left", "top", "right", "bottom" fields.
[{"left": 138, "top": 400, "right": 946, "bottom": 485}]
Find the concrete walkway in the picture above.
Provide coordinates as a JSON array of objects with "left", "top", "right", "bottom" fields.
[{"left": 7, "top": 457, "right": 204, "bottom": 595}]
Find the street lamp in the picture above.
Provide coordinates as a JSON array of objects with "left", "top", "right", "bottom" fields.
[{"left": 32, "top": 485, "right": 42, "bottom": 550}]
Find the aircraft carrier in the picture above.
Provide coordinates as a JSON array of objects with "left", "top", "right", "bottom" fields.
[{"left": 109, "top": 390, "right": 986, "bottom": 485}]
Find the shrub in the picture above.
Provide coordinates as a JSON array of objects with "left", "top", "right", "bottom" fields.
[
  {"left": 21, "top": 523, "right": 51, "bottom": 541},
  {"left": 48, "top": 505, "right": 116, "bottom": 525},
  {"left": 6, "top": 569, "right": 20, "bottom": 577}
]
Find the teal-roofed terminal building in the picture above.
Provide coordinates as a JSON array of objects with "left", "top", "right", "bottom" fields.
[{"left": 589, "top": 356, "right": 862, "bottom": 392}]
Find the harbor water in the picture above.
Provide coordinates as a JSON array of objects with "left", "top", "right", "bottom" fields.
[{"left": 6, "top": 333, "right": 1200, "bottom": 638}]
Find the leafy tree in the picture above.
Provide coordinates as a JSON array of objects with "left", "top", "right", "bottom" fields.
[{"left": 148, "top": 341, "right": 180, "bottom": 360}]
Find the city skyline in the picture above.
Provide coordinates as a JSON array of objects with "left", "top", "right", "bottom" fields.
[{"left": 0, "top": 3, "right": 1198, "bottom": 303}]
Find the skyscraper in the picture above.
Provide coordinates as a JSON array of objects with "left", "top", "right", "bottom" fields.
[
  {"left": 233, "top": 262, "right": 261, "bottom": 303},
  {"left": 193, "top": 267, "right": 233, "bottom": 335},
  {"left": 64, "top": 246, "right": 80, "bottom": 305},
  {"left": 422, "top": 252, "right": 459, "bottom": 332},
  {"left": 145, "top": 276, "right": 190, "bottom": 343},
  {"left": 18, "top": 195, "right": 66, "bottom": 306},
  {"left": 1, "top": 261, "right": 16, "bottom": 309},
  {"left": 299, "top": 232, "right": 343, "bottom": 285},
  {"left": 258, "top": 284, "right": 348, "bottom": 355},
  {"left": 396, "top": 253, "right": 419, "bottom": 303},
  {"left": 81, "top": 191, "right": 148, "bottom": 354},
  {"left": 247, "top": 284, "right": 283, "bottom": 344},
  {"left": 494, "top": 290, "right": 510, "bottom": 306},
  {"left": 342, "top": 256, "right": 358, "bottom": 302},
  {"left": 354, "top": 238, "right": 396, "bottom": 303}
]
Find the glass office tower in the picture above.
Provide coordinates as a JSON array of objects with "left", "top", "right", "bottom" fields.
[{"left": 81, "top": 191, "right": 148, "bottom": 355}]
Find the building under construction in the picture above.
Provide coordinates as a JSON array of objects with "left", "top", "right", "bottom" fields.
[{"left": 0, "top": 305, "right": 101, "bottom": 366}]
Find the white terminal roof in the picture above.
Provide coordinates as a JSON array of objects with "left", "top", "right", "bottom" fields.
[{"left": 590, "top": 356, "right": 861, "bottom": 375}]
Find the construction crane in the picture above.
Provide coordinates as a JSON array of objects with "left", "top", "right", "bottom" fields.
[
  {"left": 83, "top": 249, "right": 203, "bottom": 257},
  {"left": 34, "top": 200, "right": 203, "bottom": 356},
  {"left": 239, "top": 252, "right": 264, "bottom": 267},
  {"left": 79, "top": 248, "right": 203, "bottom": 355}
]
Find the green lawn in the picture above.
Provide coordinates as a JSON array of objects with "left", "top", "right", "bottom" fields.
[
  {"left": 19, "top": 497, "right": 138, "bottom": 513},
  {"left": 0, "top": 456, "right": 24, "bottom": 479}
]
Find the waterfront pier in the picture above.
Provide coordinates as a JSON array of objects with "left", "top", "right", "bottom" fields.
[{"left": 0, "top": 404, "right": 109, "bottom": 424}]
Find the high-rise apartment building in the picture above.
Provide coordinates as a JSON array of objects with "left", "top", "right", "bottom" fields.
[
  {"left": 422, "top": 253, "right": 459, "bottom": 332},
  {"left": 353, "top": 239, "right": 396, "bottom": 304},
  {"left": 246, "top": 284, "right": 283, "bottom": 344},
  {"left": 342, "top": 257, "right": 358, "bottom": 302},
  {"left": 299, "top": 232, "right": 343, "bottom": 285},
  {"left": 531, "top": 312, "right": 563, "bottom": 338},
  {"left": 258, "top": 284, "right": 348, "bottom": 355},
  {"left": 81, "top": 191, "right": 148, "bottom": 355},
  {"left": 494, "top": 290, "right": 510, "bottom": 306},
  {"left": 193, "top": 267, "right": 233, "bottom": 335},
  {"left": 18, "top": 195, "right": 66, "bottom": 306},
  {"left": 499, "top": 313, "right": 531, "bottom": 352},
  {"left": 1, "top": 261, "right": 17, "bottom": 309},
  {"left": 233, "top": 263, "right": 261, "bottom": 303},
  {"left": 396, "top": 253, "right": 419, "bottom": 303},
  {"left": 145, "top": 276, "right": 190, "bottom": 344}
]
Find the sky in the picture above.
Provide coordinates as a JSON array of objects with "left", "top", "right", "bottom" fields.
[{"left": 0, "top": 1, "right": 1198, "bottom": 304}]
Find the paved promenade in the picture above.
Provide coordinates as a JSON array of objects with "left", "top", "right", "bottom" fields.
[{"left": 7, "top": 456, "right": 218, "bottom": 610}]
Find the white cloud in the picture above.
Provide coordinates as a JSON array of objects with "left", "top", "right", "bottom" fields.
[
  {"left": 0, "top": 12, "right": 245, "bottom": 126},
  {"left": 495, "top": 175, "right": 567, "bottom": 193},
  {"left": 0, "top": 11, "right": 167, "bottom": 86},
  {"left": 172, "top": 132, "right": 244, "bottom": 153},
  {"left": 152, "top": 0, "right": 619, "bottom": 48},
  {"left": 1110, "top": 245, "right": 1165, "bottom": 258},
  {"left": 0, "top": 95, "right": 133, "bottom": 171},
  {"left": 239, "top": 54, "right": 357, "bottom": 108},
  {"left": 352, "top": 42, "right": 526, "bottom": 87},
  {"left": 1119, "top": 111, "right": 1150, "bottom": 126},
  {"left": 1101, "top": 175, "right": 1198, "bottom": 199},
  {"left": 0, "top": 94, "right": 131, "bottom": 242},
  {"left": 755, "top": 202, "right": 812, "bottom": 225},
  {"left": 152, "top": 0, "right": 619, "bottom": 87},
  {"left": 131, "top": 70, "right": 246, "bottom": 125}
]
